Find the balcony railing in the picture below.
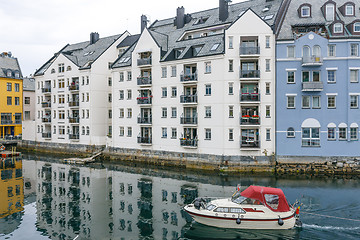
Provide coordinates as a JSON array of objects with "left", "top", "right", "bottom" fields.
[
  {"left": 137, "top": 76, "right": 152, "bottom": 86},
  {"left": 69, "top": 84, "right": 79, "bottom": 91},
  {"left": 240, "top": 93, "right": 260, "bottom": 102},
  {"left": 69, "top": 101, "right": 79, "bottom": 107},
  {"left": 69, "top": 134, "right": 80, "bottom": 140},
  {"left": 180, "top": 95, "right": 197, "bottom": 104},
  {"left": 137, "top": 57, "right": 152, "bottom": 66},
  {"left": 240, "top": 116, "right": 260, "bottom": 125},
  {"left": 1, "top": 120, "right": 13, "bottom": 125},
  {"left": 137, "top": 97, "right": 152, "bottom": 105},
  {"left": 239, "top": 46, "right": 260, "bottom": 55},
  {"left": 241, "top": 140, "right": 260, "bottom": 148},
  {"left": 41, "top": 102, "right": 51, "bottom": 108},
  {"left": 42, "top": 132, "right": 51, "bottom": 138},
  {"left": 137, "top": 136, "right": 152, "bottom": 144},
  {"left": 180, "top": 73, "right": 198, "bottom": 82},
  {"left": 180, "top": 116, "right": 198, "bottom": 125},
  {"left": 41, "top": 87, "right": 51, "bottom": 93},
  {"left": 302, "top": 82, "right": 323, "bottom": 92},
  {"left": 302, "top": 56, "right": 323, "bottom": 66},
  {"left": 42, "top": 117, "right": 51, "bottom": 123},
  {"left": 69, "top": 117, "right": 80, "bottom": 123},
  {"left": 240, "top": 70, "right": 260, "bottom": 79},
  {"left": 137, "top": 116, "right": 152, "bottom": 124},
  {"left": 180, "top": 138, "right": 198, "bottom": 147}
]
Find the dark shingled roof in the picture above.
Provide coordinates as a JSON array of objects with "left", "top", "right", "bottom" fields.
[
  {"left": 117, "top": 34, "right": 140, "bottom": 48},
  {"left": 0, "top": 54, "right": 22, "bottom": 79},
  {"left": 23, "top": 77, "right": 35, "bottom": 91}
]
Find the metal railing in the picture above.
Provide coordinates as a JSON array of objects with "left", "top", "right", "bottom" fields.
[
  {"left": 41, "top": 117, "right": 51, "bottom": 123},
  {"left": 239, "top": 46, "right": 260, "bottom": 55},
  {"left": 137, "top": 136, "right": 152, "bottom": 144},
  {"left": 302, "top": 56, "right": 323, "bottom": 66},
  {"left": 180, "top": 95, "right": 197, "bottom": 104},
  {"left": 69, "top": 134, "right": 80, "bottom": 140},
  {"left": 241, "top": 140, "right": 260, "bottom": 148},
  {"left": 137, "top": 116, "right": 152, "bottom": 124},
  {"left": 137, "top": 57, "right": 152, "bottom": 66},
  {"left": 69, "top": 84, "right": 79, "bottom": 91},
  {"left": 42, "top": 132, "right": 51, "bottom": 138},
  {"left": 69, "top": 117, "right": 80, "bottom": 123},
  {"left": 240, "top": 117, "right": 260, "bottom": 125},
  {"left": 137, "top": 97, "right": 152, "bottom": 105},
  {"left": 41, "top": 87, "right": 51, "bottom": 93},
  {"left": 302, "top": 82, "right": 323, "bottom": 91},
  {"left": 0, "top": 120, "right": 13, "bottom": 125},
  {"left": 180, "top": 138, "right": 198, "bottom": 147},
  {"left": 41, "top": 102, "right": 51, "bottom": 108},
  {"left": 180, "top": 116, "right": 198, "bottom": 124},
  {"left": 137, "top": 76, "right": 152, "bottom": 86},
  {"left": 69, "top": 101, "right": 79, "bottom": 107},
  {"left": 240, "top": 70, "right": 260, "bottom": 79},
  {"left": 180, "top": 73, "right": 198, "bottom": 82},
  {"left": 240, "top": 93, "right": 260, "bottom": 102}
]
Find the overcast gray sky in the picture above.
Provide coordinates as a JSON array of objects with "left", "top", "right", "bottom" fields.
[{"left": 0, "top": 0, "right": 243, "bottom": 77}]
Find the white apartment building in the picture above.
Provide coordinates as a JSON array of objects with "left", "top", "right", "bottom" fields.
[
  {"left": 33, "top": 32, "right": 132, "bottom": 146},
  {"left": 111, "top": 0, "right": 281, "bottom": 158}
]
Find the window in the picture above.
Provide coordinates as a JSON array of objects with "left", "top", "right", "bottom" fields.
[
  {"left": 119, "top": 108, "right": 124, "bottom": 118},
  {"left": 162, "top": 128, "right": 167, "bottom": 138},
  {"left": 171, "top": 66, "right": 176, "bottom": 77},
  {"left": 228, "top": 36, "right": 233, "bottom": 49},
  {"left": 82, "top": 76, "right": 85, "bottom": 85},
  {"left": 15, "top": 83, "right": 19, "bottom": 92},
  {"left": 266, "top": 36, "right": 270, "bottom": 48},
  {"left": 350, "top": 95, "right": 358, "bottom": 108},
  {"left": 229, "top": 106, "right": 234, "bottom": 118},
  {"left": 119, "top": 127, "right": 124, "bottom": 136},
  {"left": 24, "top": 111, "right": 30, "bottom": 120},
  {"left": 229, "top": 60, "right": 233, "bottom": 72},
  {"left": 312, "top": 96, "right": 321, "bottom": 109},
  {"left": 86, "top": 109, "right": 89, "bottom": 118},
  {"left": 127, "top": 127, "right": 132, "bottom": 137},
  {"left": 162, "top": 108, "right": 167, "bottom": 118},
  {"left": 350, "top": 127, "right": 358, "bottom": 140},
  {"left": 127, "top": 90, "right": 132, "bottom": 100},
  {"left": 327, "top": 70, "right": 336, "bottom": 83},
  {"left": 302, "top": 71, "right": 309, "bottom": 82},
  {"left": 327, "top": 95, "right": 336, "bottom": 108},
  {"left": 346, "top": 4, "right": 354, "bottom": 16},
  {"left": 7, "top": 83, "right": 11, "bottom": 91},
  {"left": 328, "top": 127, "right": 336, "bottom": 140},
  {"left": 301, "top": 5, "right": 311, "bottom": 17},
  {"left": 108, "top": 77, "right": 112, "bottom": 86},
  {"left": 6, "top": 70, "right": 12, "bottom": 77},
  {"left": 302, "top": 96, "right": 310, "bottom": 108},
  {"left": 287, "top": 46, "right": 295, "bottom": 58},
  {"left": 108, "top": 93, "right": 112, "bottom": 102},
  {"left": 334, "top": 23, "right": 343, "bottom": 33},
  {"left": 59, "top": 126, "right": 65, "bottom": 135},
  {"left": 354, "top": 23, "right": 360, "bottom": 32},
  {"left": 171, "top": 107, "right": 177, "bottom": 118},
  {"left": 205, "top": 106, "right": 211, "bottom": 118},
  {"left": 325, "top": 4, "right": 335, "bottom": 21},
  {"left": 86, "top": 93, "right": 89, "bottom": 102},
  {"left": 108, "top": 110, "right": 112, "bottom": 119},
  {"left": 58, "top": 79, "right": 65, "bottom": 89},
  {"left": 205, "top": 84, "right": 211, "bottom": 95},
  {"left": 127, "top": 71, "right": 132, "bottom": 81},
  {"left": 161, "top": 67, "right": 167, "bottom": 78},
  {"left": 287, "top": 71, "right": 295, "bottom": 83},
  {"left": 287, "top": 96, "right": 295, "bottom": 108},
  {"left": 266, "top": 83, "right": 270, "bottom": 95},
  {"left": 58, "top": 63, "right": 64, "bottom": 73},
  {"left": 266, "top": 129, "right": 271, "bottom": 141},
  {"left": 228, "top": 82, "right": 234, "bottom": 95},
  {"left": 205, "top": 129, "right": 211, "bottom": 140},
  {"left": 266, "top": 59, "right": 270, "bottom": 72},
  {"left": 162, "top": 87, "right": 167, "bottom": 98},
  {"left": 58, "top": 110, "right": 65, "bottom": 119},
  {"left": 205, "top": 62, "right": 211, "bottom": 73},
  {"left": 302, "top": 128, "right": 320, "bottom": 147},
  {"left": 15, "top": 97, "right": 20, "bottom": 105},
  {"left": 171, "top": 128, "right": 177, "bottom": 139},
  {"left": 229, "top": 129, "right": 234, "bottom": 141},
  {"left": 210, "top": 43, "right": 220, "bottom": 51},
  {"left": 287, "top": 127, "right": 295, "bottom": 138},
  {"left": 86, "top": 76, "right": 89, "bottom": 85},
  {"left": 350, "top": 44, "right": 358, "bottom": 57},
  {"left": 58, "top": 95, "right": 65, "bottom": 104},
  {"left": 127, "top": 108, "right": 132, "bottom": 118},
  {"left": 7, "top": 96, "right": 12, "bottom": 105},
  {"left": 119, "top": 72, "right": 124, "bottom": 82},
  {"left": 350, "top": 70, "right": 359, "bottom": 83},
  {"left": 171, "top": 87, "right": 177, "bottom": 97},
  {"left": 312, "top": 71, "right": 320, "bottom": 82},
  {"left": 328, "top": 45, "right": 336, "bottom": 57},
  {"left": 339, "top": 127, "right": 347, "bottom": 140},
  {"left": 119, "top": 90, "right": 124, "bottom": 100},
  {"left": 266, "top": 106, "right": 270, "bottom": 118}
]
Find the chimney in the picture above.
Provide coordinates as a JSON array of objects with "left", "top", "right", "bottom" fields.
[
  {"left": 176, "top": 6, "right": 185, "bottom": 29},
  {"left": 90, "top": 32, "right": 99, "bottom": 44},
  {"left": 141, "top": 15, "right": 148, "bottom": 32},
  {"left": 219, "top": 0, "right": 231, "bottom": 21}
]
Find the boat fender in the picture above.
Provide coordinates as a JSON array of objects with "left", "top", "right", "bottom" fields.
[
  {"left": 278, "top": 217, "right": 284, "bottom": 226},
  {"left": 0, "top": 145, "right": 5, "bottom": 151},
  {"left": 236, "top": 218, "right": 241, "bottom": 224}
]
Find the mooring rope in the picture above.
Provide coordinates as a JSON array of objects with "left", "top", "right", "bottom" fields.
[{"left": 302, "top": 211, "right": 360, "bottom": 222}]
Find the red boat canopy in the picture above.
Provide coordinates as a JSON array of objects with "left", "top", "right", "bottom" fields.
[{"left": 241, "top": 185, "right": 290, "bottom": 212}]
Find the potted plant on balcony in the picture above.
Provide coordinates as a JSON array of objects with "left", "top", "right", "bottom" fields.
[
  {"left": 242, "top": 115, "right": 250, "bottom": 119},
  {"left": 252, "top": 115, "right": 259, "bottom": 119}
]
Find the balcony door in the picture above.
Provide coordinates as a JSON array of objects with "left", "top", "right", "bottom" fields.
[{"left": 183, "top": 128, "right": 197, "bottom": 139}]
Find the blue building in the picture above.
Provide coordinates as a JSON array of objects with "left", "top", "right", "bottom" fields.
[{"left": 276, "top": 0, "right": 360, "bottom": 157}]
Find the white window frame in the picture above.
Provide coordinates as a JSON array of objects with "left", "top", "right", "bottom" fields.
[
  {"left": 287, "top": 46, "right": 295, "bottom": 58},
  {"left": 350, "top": 95, "right": 358, "bottom": 108},
  {"left": 205, "top": 128, "right": 211, "bottom": 140},
  {"left": 327, "top": 95, "right": 336, "bottom": 108},
  {"left": 346, "top": 4, "right": 354, "bottom": 16},
  {"left": 302, "top": 127, "right": 320, "bottom": 147},
  {"left": 328, "top": 44, "right": 336, "bottom": 57},
  {"left": 301, "top": 6, "right": 310, "bottom": 17},
  {"left": 162, "top": 128, "right": 167, "bottom": 138},
  {"left": 205, "top": 62, "right": 211, "bottom": 73},
  {"left": 287, "top": 71, "right": 295, "bottom": 83},
  {"left": 287, "top": 96, "right": 295, "bottom": 109},
  {"left": 327, "top": 127, "right": 336, "bottom": 140},
  {"left": 350, "top": 69, "right": 359, "bottom": 83},
  {"left": 350, "top": 127, "right": 358, "bottom": 140},
  {"left": 354, "top": 23, "right": 360, "bottom": 33},
  {"left": 287, "top": 127, "right": 295, "bottom": 138},
  {"left": 327, "top": 70, "right": 336, "bottom": 83},
  {"left": 350, "top": 44, "right": 358, "bottom": 57},
  {"left": 339, "top": 127, "right": 347, "bottom": 140},
  {"left": 334, "top": 23, "right": 343, "bottom": 33},
  {"left": 302, "top": 96, "right": 310, "bottom": 109},
  {"left": 312, "top": 96, "right": 321, "bottom": 109}
]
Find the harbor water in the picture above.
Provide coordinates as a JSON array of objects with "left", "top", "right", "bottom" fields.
[{"left": 0, "top": 154, "right": 360, "bottom": 240}]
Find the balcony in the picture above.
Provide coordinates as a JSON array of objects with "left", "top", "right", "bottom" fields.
[
  {"left": 180, "top": 138, "right": 198, "bottom": 148},
  {"left": 137, "top": 136, "right": 152, "bottom": 144},
  {"left": 137, "top": 96, "right": 152, "bottom": 105},
  {"left": 240, "top": 93, "right": 260, "bottom": 102},
  {"left": 42, "top": 132, "right": 51, "bottom": 139},
  {"left": 69, "top": 134, "right": 80, "bottom": 140},
  {"left": 302, "top": 82, "right": 323, "bottom": 92},
  {"left": 41, "top": 87, "right": 51, "bottom": 93},
  {"left": 137, "top": 116, "right": 152, "bottom": 124},
  {"left": 69, "top": 84, "right": 79, "bottom": 91},
  {"left": 180, "top": 95, "right": 197, "bottom": 104},
  {"left": 69, "top": 117, "right": 80, "bottom": 124},
  {"left": 1, "top": 120, "right": 13, "bottom": 125},
  {"left": 69, "top": 101, "right": 79, "bottom": 107},
  {"left": 241, "top": 140, "right": 260, "bottom": 148},
  {"left": 240, "top": 116, "right": 260, "bottom": 125},
  {"left": 137, "top": 57, "right": 152, "bottom": 66},
  {"left": 41, "top": 102, "right": 51, "bottom": 108},
  {"left": 180, "top": 73, "right": 198, "bottom": 83},
  {"left": 180, "top": 116, "right": 198, "bottom": 125},
  {"left": 240, "top": 70, "right": 260, "bottom": 79},
  {"left": 42, "top": 117, "right": 51, "bottom": 123},
  {"left": 302, "top": 56, "right": 323, "bottom": 66},
  {"left": 137, "top": 76, "right": 152, "bottom": 86},
  {"left": 239, "top": 46, "right": 260, "bottom": 56}
]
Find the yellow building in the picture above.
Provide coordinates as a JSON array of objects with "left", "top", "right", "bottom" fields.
[{"left": 0, "top": 52, "right": 23, "bottom": 138}]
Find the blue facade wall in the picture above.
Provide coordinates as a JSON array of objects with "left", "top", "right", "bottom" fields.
[{"left": 276, "top": 32, "right": 360, "bottom": 156}]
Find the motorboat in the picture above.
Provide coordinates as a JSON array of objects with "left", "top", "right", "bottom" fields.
[{"left": 184, "top": 185, "right": 301, "bottom": 230}]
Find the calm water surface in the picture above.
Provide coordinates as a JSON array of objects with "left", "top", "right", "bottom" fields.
[{"left": 1, "top": 154, "right": 360, "bottom": 240}]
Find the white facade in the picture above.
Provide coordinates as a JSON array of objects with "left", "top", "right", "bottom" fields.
[{"left": 112, "top": 10, "right": 276, "bottom": 157}]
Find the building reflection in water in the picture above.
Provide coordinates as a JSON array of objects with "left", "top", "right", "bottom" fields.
[
  {"left": 0, "top": 157, "right": 24, "bottom": 235},
  {"left": 31, "top": 160, "right": 235, "bottom": 239}
]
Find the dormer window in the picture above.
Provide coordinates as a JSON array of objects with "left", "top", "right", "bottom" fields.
[
  {"left": 7, "top": 70, "right": 12, "bottom": 77},
  {"left": 15, "top": 71, "right": 20, "bottom": 78},
  {"left": 355, "top": 22, "right": 360, "bottom": 32},
  {"left": 325, "top": 4, "right": 335, "bottom": 21},
  {"left": 334, "top": 23, "right": 343, "bottom": 33},
  {"left": 345, "top": 4, "right": 354, "bottom": 16},
  {"left": 301, "top": 5, "right": 311, "bottom": 18}
]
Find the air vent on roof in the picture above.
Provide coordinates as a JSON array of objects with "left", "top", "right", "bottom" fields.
[{"left": 262, "top": 7, "right": 270, "bottom": 12}]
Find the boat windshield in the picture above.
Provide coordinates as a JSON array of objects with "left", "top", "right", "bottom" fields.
[{"left": 231, "top": 192, "right": 263, "bottom": 205}]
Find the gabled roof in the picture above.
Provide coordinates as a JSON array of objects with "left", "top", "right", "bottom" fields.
[
  {"left": 117, "top": 34, "right": 140, "bottom": 48},
  {"left": 23, "top": 77, "right": 35, "bottom": 91},
  {"left": 0, "top": 54, "right": 23, "bottom": 79}
]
